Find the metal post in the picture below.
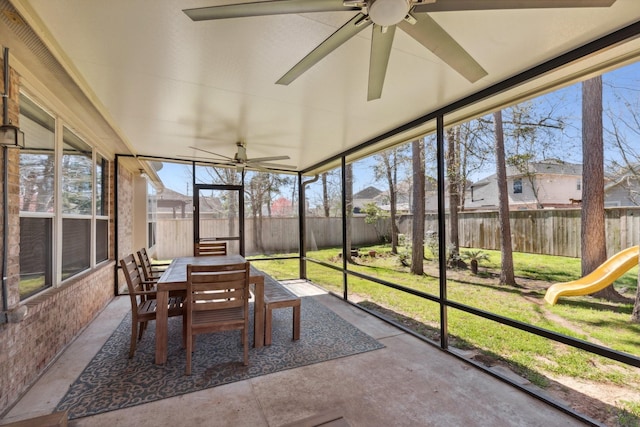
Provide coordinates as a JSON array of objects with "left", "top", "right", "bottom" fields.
[
  {"left": 341, "top": 157, "right": 348, "bottom": 300},
  {"left": 298, "top": 172, "right": 306, "bottom": 279},
  {"left": 436, "top": 115, "right": 448, "bottom": 349}
]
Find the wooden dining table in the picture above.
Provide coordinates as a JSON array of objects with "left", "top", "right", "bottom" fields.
[{"left": 154, "top": 254, "right": 264, "bottom": 365}]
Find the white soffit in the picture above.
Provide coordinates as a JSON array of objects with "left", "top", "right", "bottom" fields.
[{"left": 12, "top": 0, "right": 640, "bottom": 171}]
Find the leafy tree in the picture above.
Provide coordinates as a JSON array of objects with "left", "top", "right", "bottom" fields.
[
  {"left": 363, "top": 202, "right": 387, "bottom": 243},
  {"left": 446, "top": 127, "right": 461, "bottom": 265},
  {"left": 196, "top": 166, "right": 242, "bottom": 237},
  {"left": 374, "top": 146, "right": 408, "bottom": 254},
  {"left": 605, "top": 81, "right": 640, "bottom": 205},
  {"left": 604, "top": 77, "right": 640, "bottom": 319},
  {"left": 442, "top": 120, "right": 494, "bottom": 212},
  {"left": 245, "top": 171, "right": 292, "bottom": 253},
  {"left": 475, "top": 101, "right": 567, "bottom": 209},
  {"left": 307, "top": 169, "right": 341, "bottom": 217}
]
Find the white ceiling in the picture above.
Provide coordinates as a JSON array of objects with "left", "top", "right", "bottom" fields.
[{"left": 7, "top": 0, "right": 640, "bottom": 173}]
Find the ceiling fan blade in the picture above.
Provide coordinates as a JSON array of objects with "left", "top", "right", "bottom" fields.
[
  {"left": 246, "top": 155, "right": 291, "bottom": 163},
  {"left": 368, "top": 24, "right": 396, "bottom": 101},
  {"left": 413, "top": 0, "right": 616, "bottom": 13},
  {"left": 249, "top": 163, "right": 275, "bottom": 173},
  {"left": 398, "top": 14, "right": 487, "bottom": 83},
  {"left": 188, "top": 146, "right": 234, "bottom": 161},
  {"left": 255, "top": 161, "right": 298, "bottom": 170},
  {"left": 183, "top": 0, "right": 357, "bottom": 21},
  {"left": 276, "top": 13, "right": 372, "bottom": 85},
  {"left": 176, "top": 155, "right": 236, "bottom": 165}
]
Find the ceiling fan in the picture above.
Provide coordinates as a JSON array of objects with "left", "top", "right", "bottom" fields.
[
  {"left": 183, "top": 0, "right": 616, "bottom": 101},
  {"left": 181, "top": 141, "right": 295, "bottom": 172}
]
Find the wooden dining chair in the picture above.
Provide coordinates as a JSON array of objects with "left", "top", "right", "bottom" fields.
[
  {"left": 194, "top": 241, "right": 227, "bottom": 257},
  {"left": 185, "top": 262, "right": 250, "bottom": 375},
  {"left": 120, "top": 254, "right": 185, "bottom": 358},
  {"left": 136, "top": 247, "right": 168, "bottom": 282}
]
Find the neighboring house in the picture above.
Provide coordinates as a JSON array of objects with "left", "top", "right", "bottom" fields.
[
  {"left": 605, "top": 168, "right": 640, "bottom": 207},
  {"left": 353, "top": 186, "right": 383, "bottom": 213},
  {"left": 466, "top": 160, "right": 583, "bottom": 210},
  {"left": 425, "top": 178, "right": 454, "bottom": 212},
  {"left": 373, "top": 180, "right": 412, "bottom": 214},
  {"left": 154, "top": 188, "right": 192, "bottom": 218},
  {"left": 354, "top": 179, "right": 450, "bottom": 213},
  {"left": 153, "top": 188, "right": 227, "bottom": 218}
]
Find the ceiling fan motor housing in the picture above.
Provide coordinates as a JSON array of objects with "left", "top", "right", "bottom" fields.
[
  {"left": 368, "top": 0, "right": 411, "bottom": 26},
  {"left": 235, "top": 142, "right": 247, "bottom": 162}
]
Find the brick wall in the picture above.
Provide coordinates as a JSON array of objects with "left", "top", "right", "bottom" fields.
[
  {"left": 1, "top": 58, "right": 20, "bottom": 310},
  {"left": 0, "top": 262, "right": 114, "bottom": 412},
  {"left": 0, "top": 60, "right": 118, "bottom": 415}
]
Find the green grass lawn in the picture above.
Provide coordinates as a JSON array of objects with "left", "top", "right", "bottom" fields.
[{"left": 254, "top": 245, "right": 640, "bottom": 421}]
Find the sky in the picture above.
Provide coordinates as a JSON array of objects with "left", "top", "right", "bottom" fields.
[{"left": 156, "top": 60, "right": 640, "bottom": 198}]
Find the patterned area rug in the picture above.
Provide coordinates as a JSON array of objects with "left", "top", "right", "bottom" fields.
[{"left": 56, "top": 296, "right": 384, "bottom": 420}]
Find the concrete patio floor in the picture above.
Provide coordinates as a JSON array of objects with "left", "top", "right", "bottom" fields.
[{"left": 1, "top": 281, "right": 589, "bottom": 427}]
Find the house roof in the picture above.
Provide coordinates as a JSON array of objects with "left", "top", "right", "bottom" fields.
[
  {"left": 472, "top": 160, "right": 583, "bottom": 185},
  {"left": 522, "top": 160, "right": 583, "bottom": 176},
  {"left": 353, "top": 186, "right": 383, "bottom": 200},
  {"left": 4, "top": 1, "right": 640, "bottom": 174},
  {"left": 156, "top": 188, "right": 190, "bottom": 202}
]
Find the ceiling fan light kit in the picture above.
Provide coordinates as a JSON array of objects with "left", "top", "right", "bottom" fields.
[{"left": 368, "top": 0, "right": 411, "bottom": 26}]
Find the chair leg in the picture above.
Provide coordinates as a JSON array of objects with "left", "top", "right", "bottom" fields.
[
  {"left": 182, "top": 315, "right": 187, "bottom": 349},
  {"left": 129, "top": 321, "right": 138, "bottom": 358},
  {"left": 186, "top": 333, "right": 192, "bottom": 376},
  {"left": 138, "top": 322, "right": 145, "bottom": 341},
  {"left": 242, "top": 328, "right": 248, "bottom": 366},
  {"left": 293, "top": 304, "right": 301, "bottom": 341},
  {"left": 264, "top": 306, "right": 273, "bottom": 346}
]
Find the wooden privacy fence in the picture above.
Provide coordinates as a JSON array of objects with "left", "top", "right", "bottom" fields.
[
  {"left": 156, "top": 208, "right": 639, "bottom": 259},
  {"left": 415, "top": 207, "right": 640, "bottom": 258},
  {"left": 155, "top": 216, "right": 389, "bottom": 259}
]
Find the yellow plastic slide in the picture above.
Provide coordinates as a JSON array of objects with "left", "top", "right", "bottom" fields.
[{"left": 544, "top": 245, "right": 639, "bottom": 305}]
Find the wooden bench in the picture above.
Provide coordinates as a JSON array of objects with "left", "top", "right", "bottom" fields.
[{"left": 252, "top": 267, "right": 301, "bottom": 346}]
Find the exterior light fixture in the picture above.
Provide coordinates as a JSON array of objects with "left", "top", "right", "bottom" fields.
[
  {"left": 2, "top": 47, "right": 23, "bottom": 148},
  {"left": 0, "top": 123, "right": 24, "bottom": 148}
]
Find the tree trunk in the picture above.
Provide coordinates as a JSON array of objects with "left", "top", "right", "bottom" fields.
[
  {"left": 411, "top": 139, "right": 425, "bottom": 275},
  {"left": 582, "top": 76, "right": 621, "bottom": 301},
  {"left": 322, "top": 173, "right": 330, "bottom": 217},
  {"left": 470, "top": 259, "right": 478, "bottom": 275},
  {"left": 632, "top": 252, "right": 640, "bottom": 322},
  {"left": 383, "top": 155, "right": 399, "bottom": 254},
  {"left": 446, "top": 127, "right": 460, "bottom": 266},
  {"left": 494, "top": 111, "right": 517, "bottom": 286},
  {"left": 227, "top": 189, "right": 237, "bottom": 249}
]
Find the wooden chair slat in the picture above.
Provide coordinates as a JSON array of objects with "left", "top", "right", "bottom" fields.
[
  {"left": 120, "top": 254, "right": 185, "bottom": 358},
  {"left": 185, "top": 262, "right": 250, "bottom": 374},
  {"left": 194, "top": 242, "right": 227, "bottom": 257}
]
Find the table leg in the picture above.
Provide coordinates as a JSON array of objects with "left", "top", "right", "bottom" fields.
[
  {"left": 155, "top": 289, "right": 169, "bottom": 364},
  {"left": 252, "top": 276, "right": 264, "bottom": 348}
]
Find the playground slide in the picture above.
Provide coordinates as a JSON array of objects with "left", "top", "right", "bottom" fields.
[{"left": 544, "top": 245, "right": 639, "bottom": 305}]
